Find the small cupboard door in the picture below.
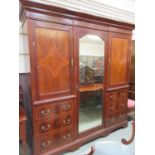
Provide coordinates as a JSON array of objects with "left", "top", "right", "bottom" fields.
[
  {"left": 30, "top": 21, "right": 74, "bottom": 100},
  {"left": 108, "top": 32, "right": 131, "bottom": 88}
]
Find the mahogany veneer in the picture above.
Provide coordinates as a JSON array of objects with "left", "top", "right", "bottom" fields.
[{"left": 20, "top": 0, "right": 134, "bottom": 154}]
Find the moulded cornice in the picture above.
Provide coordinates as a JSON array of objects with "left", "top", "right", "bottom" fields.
[{"left": 30, "top": 0, "right": 134, "bottom": 24}]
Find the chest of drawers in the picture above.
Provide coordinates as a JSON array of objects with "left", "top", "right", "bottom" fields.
[{"left": 33, "top": 99, "right": 75, "bottom": 154}]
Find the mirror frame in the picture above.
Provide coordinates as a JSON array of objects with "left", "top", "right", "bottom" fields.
[{"left": 75, "top": 27, "right": 108, "bottom": 136}]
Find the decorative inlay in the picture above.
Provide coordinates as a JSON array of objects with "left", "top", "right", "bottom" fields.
[{"left": 38, "top": 46, "right": 68, "bottom": 78}]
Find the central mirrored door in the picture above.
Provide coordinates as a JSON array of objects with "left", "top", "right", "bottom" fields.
[{"left": 78, "top": 34, "right": 105, "bottom": 133}]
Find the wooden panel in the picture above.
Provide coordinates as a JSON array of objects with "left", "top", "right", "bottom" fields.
[
  {"left": 32, "top": 21, "right": 74, "bottom": 99},
  {"left": 110, "top": 37, "right": 128, "bottom": 84},
  {"left": 36, "top": 28, "right": 70, "bottom": 96},
  {"left": 108, "top": 33, "right": 130, "bottom": 87}
]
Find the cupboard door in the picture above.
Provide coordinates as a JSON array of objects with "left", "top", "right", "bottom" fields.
[
  {"left": 108, "top": 32, "right": 131, "bottom": 88},
  {"left": 31, "top": 21, "right": 74, "bottom": 100}
]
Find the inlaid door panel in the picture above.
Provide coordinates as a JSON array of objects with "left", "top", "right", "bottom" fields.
[
  {"left": 31, "top": 21, "right": 74, "bottom": 100},
  {"left": 108, "top": 32, "right": 131, "bottom": 88}
]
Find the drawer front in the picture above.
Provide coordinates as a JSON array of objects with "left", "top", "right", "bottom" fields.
[
  {"left": 34, "top": 100, "right": 73, "bottom": 121},
  {"left": 36, "top": 127, "right": 73, "bottom": 154},
  {"left": 106, "top": 113, "right": 118, "bottom": 127},
  {"left": 37, "top": 134, "right": 55, "bottom": 153},
  {"left": 118, "top": 113, "right": 127, "bottom": 122},
  {"left": 35, "top": 114, "right": 73, "bottom": 135},
  {"left": 59, "top": 127, "right": 73, "bottom": 144}
]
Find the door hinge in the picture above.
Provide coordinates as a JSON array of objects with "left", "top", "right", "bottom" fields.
[{"left": 71, "top": 58, "right": 74, "bottom": 67}]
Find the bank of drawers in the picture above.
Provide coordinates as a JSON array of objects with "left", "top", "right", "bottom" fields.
[
  {"left": 33, "top": 99, "right": 74, "bottom": 153},
  {"left": 106, "top": 89, "right": 128, "bottom": 126}
]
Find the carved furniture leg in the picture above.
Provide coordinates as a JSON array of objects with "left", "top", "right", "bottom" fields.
[
  {"left": 121, "top": 120, "right": 135, "bottom": 145},
  {"left": 85, "top": 146, "right": 95, "bottom": 155}
]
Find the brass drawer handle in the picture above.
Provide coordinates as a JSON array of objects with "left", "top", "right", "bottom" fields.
[
  {"left": 120, "top": 114, "right": 123, "bottom": 118},
  {"left": 63, "top": 133, "right": 71, "bottom": 140},
  {"left": 63, "top": 118, "right": 71, "bottom": 125},
  {"left": 63, "top": 105, "right": 71, "bottom": 111},
  {"left": 109, "top": 117, "right": 114, "bottom": 123},
  {"left": 41, "top": 124, "right": 51, "bottom": 131},
  {"left": 40, "top": 109, "right": 50, "bottom": 116},
  {"left": 41, "top": 140, "right": 51, "bottom": 148}
]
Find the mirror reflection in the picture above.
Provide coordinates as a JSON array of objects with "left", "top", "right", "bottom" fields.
[{"left": 79, "top": 34, "right": 105, "bottom": 133}]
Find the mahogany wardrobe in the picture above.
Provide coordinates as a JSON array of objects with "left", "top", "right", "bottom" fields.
[{"left": 20, "top": 0, "right": 135, "bottom": 154}]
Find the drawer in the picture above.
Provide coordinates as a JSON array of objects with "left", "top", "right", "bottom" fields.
[
  {"left": 37, "top": 134, "right": 55, "bottom": 153},
  {"left": 34, "top": 100, "right": 73, "bottom": 121},
  {"left": 118, "top": 113, "right": 127, "bottom": 122},
  {"left": 59, "top": 127, "right": 73, "bottom": 144},
  {"left": 59, "top": 101, "right": 73, "bottom": 113},
  {"left": 106, "top": 113, "right": 118, "bottom": 127},
  {"left": 36, "top": 127, "right": 73, "bottom": 153},
  {"left": 35, "top": 114, "right": 73, "bottom": 136}
]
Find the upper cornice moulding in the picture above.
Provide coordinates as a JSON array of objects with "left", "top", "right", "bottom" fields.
[{"left": 29, "top": 0, "right": 135, "bottom": 24}]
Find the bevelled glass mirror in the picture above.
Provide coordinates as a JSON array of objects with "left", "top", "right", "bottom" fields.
[{"left": 79, "top": 34, "right": 105, "bottom": 133}]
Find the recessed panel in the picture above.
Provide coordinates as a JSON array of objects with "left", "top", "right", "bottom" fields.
[
  {"left": 109, "top": 37, "right": 128, "bottom": 85},
  {"left": 36, "top": 27, "right": 72, "bottom": 97}
]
